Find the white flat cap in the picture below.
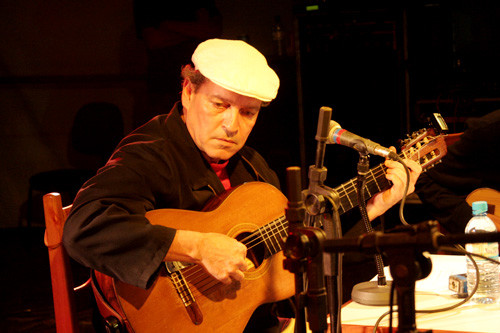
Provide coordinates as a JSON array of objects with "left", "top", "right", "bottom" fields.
[{"left": 192, "top": 39, "right": 280, "bottom": 102}]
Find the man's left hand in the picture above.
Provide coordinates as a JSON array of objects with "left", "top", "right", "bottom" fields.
[{"left": 366, "top": 147, "right": 422, "bottom": 220}]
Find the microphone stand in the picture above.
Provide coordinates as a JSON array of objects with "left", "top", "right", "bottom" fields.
[
  {"left": 284, "top": 106, "right": 343, "bottom": 333},
  {"left": 323, "top": 220, "right": 500, "bottom": 333},
  {"left": 350, "top": 153, "right": 394, "bottom": 306},
  {"left": 356, "top": 154, "right": 386, "bottom": 283},
  {"left": 284, "top": 166, "right": 307, "bottom": 333},
  {"left": 303, "top": 107, "right": 343, "bottom": 333},
  {"left": 284, "top": 219, "right": 327, "bottom": 333}
]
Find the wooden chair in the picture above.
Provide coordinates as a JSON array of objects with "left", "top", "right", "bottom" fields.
[
  {"left": 43, "top": 192, "right": 90, "bottom": 333},
  {"left": 43, "top": 192, "right": 125, "bottom": 333}
]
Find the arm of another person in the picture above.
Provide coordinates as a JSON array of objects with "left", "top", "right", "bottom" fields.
[
  {"left": 415, "top": 110, "right": 500, "bottom": 233},
  {"left": 415, "top": 171, "right": 472, "bottom": 233}
]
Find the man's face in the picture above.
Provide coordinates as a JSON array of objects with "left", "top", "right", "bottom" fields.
[{"left": 181, "top": 79, "right": 262, "bottom": 163}]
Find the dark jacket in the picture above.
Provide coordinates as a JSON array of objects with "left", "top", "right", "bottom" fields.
[
  {"left": 63, "top": 103, "right": 279, "bottom": 289},
  {"left": 415, "top": 110, "right": 500, "bottom": 234}
]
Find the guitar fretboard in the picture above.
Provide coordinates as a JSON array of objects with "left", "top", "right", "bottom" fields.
[
  {"left": 246, "top": 133, "right": 441, "bottom": 256},
  {"left": 248, "top": 158, "right": 394, "bottom": 256},
  {"left": 334, "top": 163, "right": 390, "bottom": 215},
  {"left": 255, "top": 215, "right": 288, "bottom": 257}
]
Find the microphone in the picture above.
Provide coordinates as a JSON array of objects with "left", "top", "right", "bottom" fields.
[{"left": 327, "top": 120, "right": 398, "bottom": 159}]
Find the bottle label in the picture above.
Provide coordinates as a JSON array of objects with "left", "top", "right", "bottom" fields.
[{"left": 466, "top": 242, "right": 499, "bottom": 259}]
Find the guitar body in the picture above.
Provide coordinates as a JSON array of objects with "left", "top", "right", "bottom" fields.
[
  {"left": 466, "top": 188, "right": 500, "bottom": 229},
  {"left": 104, "top": 127, "right": 450, "bottom": 332},
  {"left": 113, "top": 182, "right": 295, "bottom": 332}
]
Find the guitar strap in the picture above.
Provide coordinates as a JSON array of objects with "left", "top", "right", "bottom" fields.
[{"left": 91, "top": 270, "right": 133, "bottom": 332}]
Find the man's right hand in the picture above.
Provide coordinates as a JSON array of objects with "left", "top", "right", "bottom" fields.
[{"left": 164, "top": 230, "right": 248, "bottom": 284}]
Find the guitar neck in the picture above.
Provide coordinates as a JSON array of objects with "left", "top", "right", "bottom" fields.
[
  {"left": 332, "top": 126, "right": 448, "bottom": 215},
  {"left": 253, "top": 163, "right": 390, "bottom": 256},
  {"left": 254, "top": 128, "right": 447, "bottom": 256},
  {"left": 256, "top": 215, "right": 288, "bottom": 257},
  {"left": 334, "top": 163, "right": 390, "bottom": 215}
]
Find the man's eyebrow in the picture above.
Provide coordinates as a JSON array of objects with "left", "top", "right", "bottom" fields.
[
  {"left": 210, "top": 94, "right": 231, "bottom": 102},
  {"left": 246, "top": 105, "right": 261, "bottom": 112},
  {"left": 210, "top": 94, "right": 261, "bottom": 111}
]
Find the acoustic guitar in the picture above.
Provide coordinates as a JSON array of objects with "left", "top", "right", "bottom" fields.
[
  {"left": 466, "top": 188, "right": 500, "bottom": 229},
  {"left": 106, "top": 128, "right": 449, "bottom": 332}
]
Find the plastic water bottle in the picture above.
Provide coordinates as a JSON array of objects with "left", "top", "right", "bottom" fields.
[{"left": 465, "top": 201, "right": 500, "bottom": 304}]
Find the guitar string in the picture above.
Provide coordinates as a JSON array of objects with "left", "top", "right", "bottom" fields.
[
  {"left": 178, "top": 172, "right": 386, "bottom": 297},
  {"left": 335, "top": 165, "right": 388, "bottom": 212},
  {"left": 334, "top": 143, "right": 434, "bottom": 205},
  {"left": 339, "top": 144, "right": 434, "bottom": 198},
  {"left": 179, "top": 217, "right": 287, "bottom": 294},
  {"left": 176, "top": 163, "right": 390, "bottom": 292},
  {"left": 174, "top": 166, "right": 390, "bottom": 296},
  {"left": 181, "top": 221, "right": 289, "bottom": 298},
  {"left": 185, "top": 146, "right": 418, "bottom": 283},
  {"left": 179, "top": 216, "right": 288, "bottom": 282},
  {"left": 171, "top": 146, "right": 434, "bottom": 299},
  {"left": 178, "top": 217, "right": 289, "bottom": 297}
]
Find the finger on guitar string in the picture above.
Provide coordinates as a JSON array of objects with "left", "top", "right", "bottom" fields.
[{"left": 198, "top": 232, "right": 248, "bottom": 284}]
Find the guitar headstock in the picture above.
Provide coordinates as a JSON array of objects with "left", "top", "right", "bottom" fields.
[{"left": 399, "top": 128, "right": 448, "bottom": 170}]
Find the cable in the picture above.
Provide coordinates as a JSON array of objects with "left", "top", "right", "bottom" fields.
[
  {"left": 393, "top": 154, "right": 411, "bottom": 227},
  {"left": 415, "top": 246, "right": 479, "bottom": 314},
  {"left": 372, "top": 245, "right": 484, "bottom": 333}
]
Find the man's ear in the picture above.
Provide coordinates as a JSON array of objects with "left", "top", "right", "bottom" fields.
[{"left": 181, "top": 79, "right": 194, "bottom": 110}]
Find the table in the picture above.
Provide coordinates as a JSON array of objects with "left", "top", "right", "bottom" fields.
[{"left": 341, "top": 254, "right": 500, "bottom": 333}]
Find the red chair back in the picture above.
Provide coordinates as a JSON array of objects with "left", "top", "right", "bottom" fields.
[{"left": 43, "top": 192, "right": 83, "bottom": 333}]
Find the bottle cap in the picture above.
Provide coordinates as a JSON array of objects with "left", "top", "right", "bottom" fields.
[{"left": 472, "top": 201, "right": 488, "bottom": 215}]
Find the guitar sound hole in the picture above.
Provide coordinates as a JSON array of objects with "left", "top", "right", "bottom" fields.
[{"left": 236, "top": 232, "right": 265, "bottom": 269}]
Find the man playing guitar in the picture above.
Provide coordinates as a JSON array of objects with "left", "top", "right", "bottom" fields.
[{"left": 63, "top": 38, "right": 421, "bottom": 332}]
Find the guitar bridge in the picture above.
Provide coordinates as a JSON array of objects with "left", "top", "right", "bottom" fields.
[
  {"left": 165, "top": 261, "right": 192, "bottom": 274},
  {"left": 165, "top": 261, "right": 203, "bottom": 325}
]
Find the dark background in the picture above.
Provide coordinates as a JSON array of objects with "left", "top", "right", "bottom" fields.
[{"left": 2, "top": 0, "right": 500, "bottom": 331}]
